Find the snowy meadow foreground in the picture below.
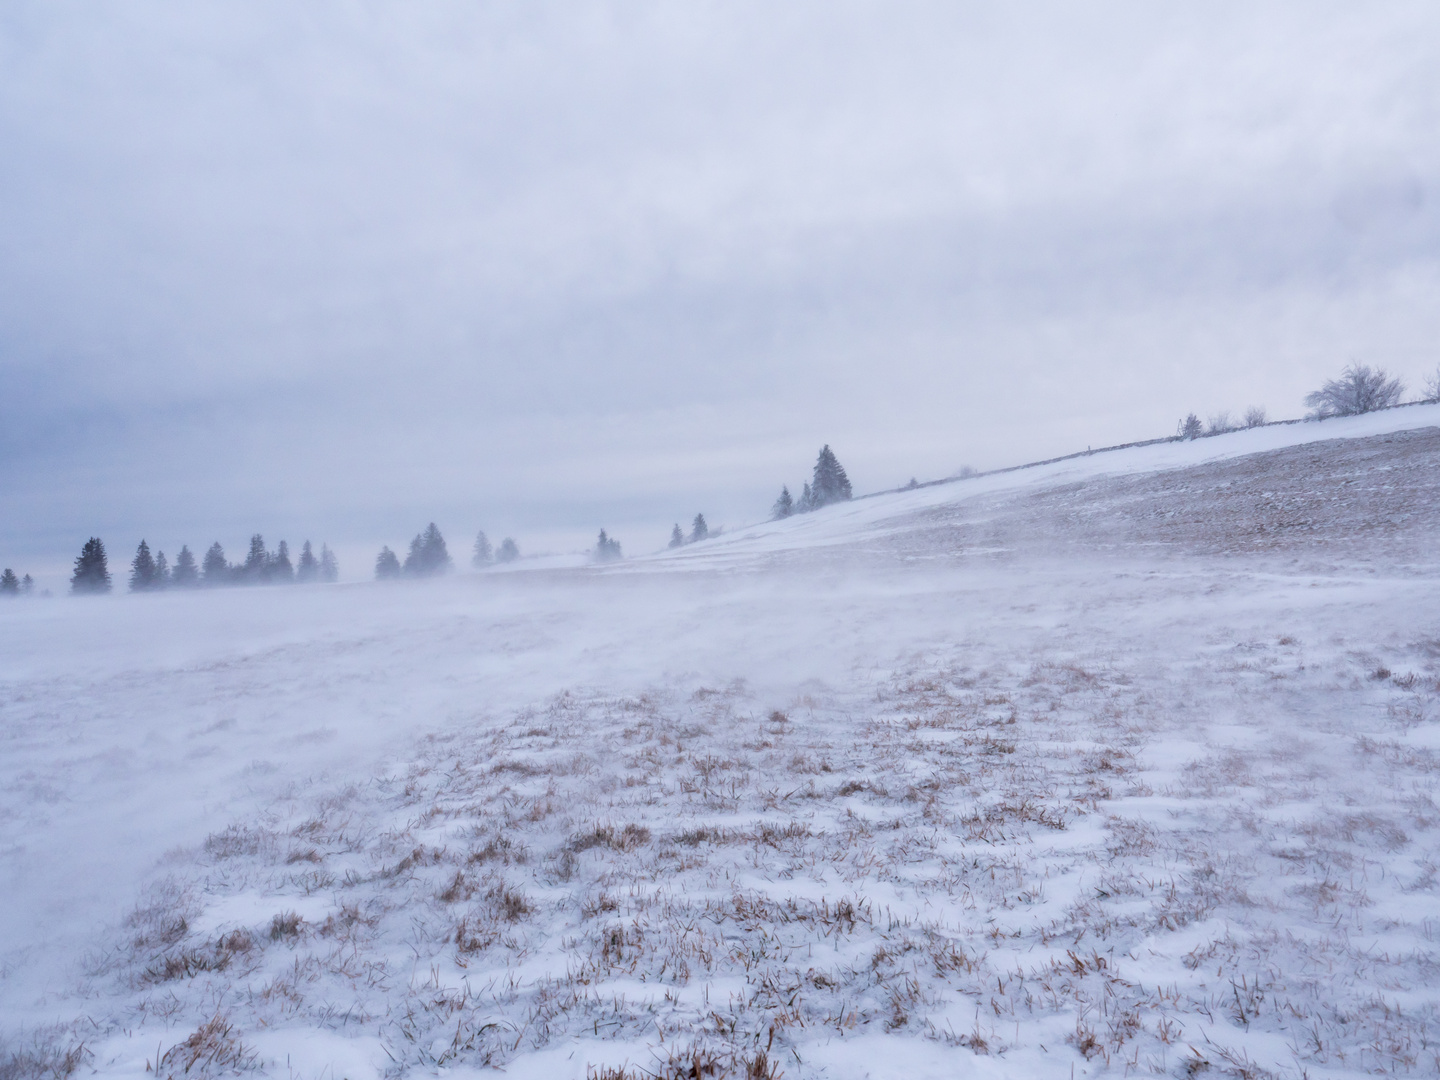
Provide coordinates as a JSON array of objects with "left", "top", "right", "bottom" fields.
[{"left": 4, "top": 412, "right": 1440, "bottom": 1079}]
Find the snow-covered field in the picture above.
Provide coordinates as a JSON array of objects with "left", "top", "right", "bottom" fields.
[{"left": 4, "top": 408, "right": 1440, "bottom": 1079}]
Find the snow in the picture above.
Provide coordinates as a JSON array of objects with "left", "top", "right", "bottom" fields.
[{"left": 3, "top": 408, "right": 1440, "bottom": 1078}]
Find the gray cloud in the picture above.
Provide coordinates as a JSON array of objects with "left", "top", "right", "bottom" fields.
[{"left": 2, "top": 1, "right": 1439, "bottom": 575}]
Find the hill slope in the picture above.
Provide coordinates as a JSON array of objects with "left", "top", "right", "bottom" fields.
[{"left": 3, "top": 409, "right": 1439, "bottom": 1080}]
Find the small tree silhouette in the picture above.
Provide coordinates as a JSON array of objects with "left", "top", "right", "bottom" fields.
[
  {"left": 771, "top": 486, "right": 793, "bottom": 519},
  {"left": 71, "top": 538, "right": 112, "bottom": 594},
  {"left": 375, "top": 547, "right": 402, "bottom": 580},
  {"left": 1304, "top": 364, "right": 1404, "bottom": 418}
]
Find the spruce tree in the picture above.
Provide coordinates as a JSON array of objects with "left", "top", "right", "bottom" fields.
[
  {"left": 272, "top": 540, "right": 294, "bottom": 583},
  {"left": 20, "top": 574, "right": 34, "bottom": 595},
  {"left": 172, "top": 546, "right": 199, "bottom": 587},
  {"left": 810, "top": 445, "right": 852, "bottom": 508},
  {"left": 375, "top": 546, "right": 402, "bottom": 580},
  {"left": 669, "top": 524, "right": 684, "bottom": 549},
  {"left": 403, "top": 523, "right": 451, "bottom": 577},
  {"left": 296, "top": 541, "right": 319, "bottom": 583},
  {"left": 472, "top": 531, "right": 493, "bottom": 568},
  {"left": 772, "top": 486, "right": 793, "bottom": 519},
  {"left": 202, "top": 542, "right": 229, "bottom": 585},
  {"left": 595, "top": 530, "right": 622, "bottom": 562},
  {"left": 690, "top": 513, "right": 709, "bottom": 543},
  {"left": 129, "top": 540, "right": 158, "bottom": 592},
  {"left": 497, "top": 537, "right": 519, "bottom": 563},
  {"left": 0, "top": 569, "right": 18, "bottom": 596},
  {"left": 71, "top": 538, "right": 112, "bottom": 594},
  {"left": 243, "top": 534, "right": 268, "bottom": 583},
  {"left": 799, "top": 482, "right": 815, "bottom": 512},
  {"left": 319, "top": 544, "right": 339, "bottom": 582},
  {"left": 153, "top": 550, "right": 170, "bottom": 588}
]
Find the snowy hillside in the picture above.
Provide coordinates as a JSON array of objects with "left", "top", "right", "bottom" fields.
[{"left": 4, "top": 407, "right": 1440, "bottom": 1080}]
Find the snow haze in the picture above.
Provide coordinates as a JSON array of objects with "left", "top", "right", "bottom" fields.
[{"left": 3, "top": 3, "right": 1440, "bottom": 567}]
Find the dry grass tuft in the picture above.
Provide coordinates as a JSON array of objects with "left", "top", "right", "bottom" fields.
[
  {"left": 0, "top": 1029, "right": 91, "bottom": 1080},
  {"left": 156, "top": 1015, "right": 255, "bottom": 1078},
  {"left": 267, "top": 911, "right": 303, "bottom": 941}
]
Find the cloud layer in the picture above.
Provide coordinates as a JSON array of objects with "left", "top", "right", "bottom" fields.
[{"left": 2, "top": 2, "right": 1438, "bottom": 572}]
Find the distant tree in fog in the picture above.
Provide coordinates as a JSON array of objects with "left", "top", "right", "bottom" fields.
[
  {"left": 1206, "top": 412, "right": 1234, "bottom": 435},
  {"left": 771, "top": 486, "right": 793, "bottom": 519},
  {"left": 172, "top": 546, "right": 199, "bottom": 587},
  {"left": 472, "top": 531, "right": 493, "bottom": 568},
  {"left": 375, "top": 546, "right": 401, "bottom": 579},
  {"left": 690, "top": 514, "right": 709, "bottom": 543},
  {"left": 1423, "top": 366, "right": 1440, "bottom": 403},
  {"left": 202, "top": 542, "right": 229, "bottom": 585},
  {"left": 669, "top": 524, "right": 684, "bottom": 548},
  {"left": 798, "top": 482, "right": 815, "bottom": 512},
  {"left": 271, "top": 540, "right": 294, "bottom": 583},
  {"left": 404, "top": 523, "right": 452, "bottom": 577},
  {"left": 1244, "top": 406, "right": 1267, "bottom": 428},
  {"left": 497, "top": 537, "right": 519, "bottom": 563},
  {"left": 20, "top": 574, "right": 34, "bottom": 595},
  {"left": 71, "top": 538, "right": 112, "bottom": 594},
  {"left": 153, "top": 550, "right": 170, "bottom": 588},
  {"left": 129, "top": 540, "right": 159, "bottom": 592},
  {"left": 810, "top": 446, "right": 852, "bottom": 508},
  {"left": 1178, "top": 414, "right": 1203, "bottom": 440},
  {"left": 595, "top": 530, "right": 623, "bottom": 562},
  {"left": 320, "top": 544, "right": 339, "bottom": 582},
  {"left": 295, "top": 541, "right": 319, "bottom": 583},
  {"left": 1305, "top": 364, "right": 1404, "bottom": 418},
  {"left": 0, "top": 569, "right": 17, "bottom": 596},
  {"left": 243, "top": 534, "right": 269, "bottom": 583}
]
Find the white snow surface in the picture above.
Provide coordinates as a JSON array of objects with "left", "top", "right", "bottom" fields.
[{"left": 2, "top": 406, "right": 1440, "bottom": 1079}]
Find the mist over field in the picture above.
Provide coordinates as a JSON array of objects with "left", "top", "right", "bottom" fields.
[{"left": 3, "top": 6, "right": 1440, "bottom": 1080}]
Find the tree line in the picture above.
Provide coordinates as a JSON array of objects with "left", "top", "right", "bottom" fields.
[
  {"left": 770, "top": 445, "right": 852, "bottom": 520},
  {"left": 1176, "top": 363, "right": 1426, "bottom": 441},
  {"left": 34, "top": 360, "right": 1432, "bottom": 599},
  {"left": 61, "top": 535, "right": 339, "bottom": 594},
  {"left": 0, "top": 568, "right": 36, "bottom": 597},
  {"left": 376, "top": 526, "right": 522, "bottom": 579}
]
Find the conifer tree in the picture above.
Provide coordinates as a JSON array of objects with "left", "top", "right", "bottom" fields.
[
  {"left": 472, "top": 531, "right": 493, "bottom": 568},
  {"left": 497, "top": 538, "right": 519, "bottom": 563},
  {"left": 595, "top": 529, "right": 623, "bottom": 562},
  {"left": 172, "top": 546, "right": 199, "bottom": 587},
  {"left": 319, "top": 544, "right": 339, "bottom": 582},
  {"left": 20, "top": 574, "right": 34, "bottom": 595},
  {"left": 202, "top": 542, "right": 229, "bottom": 585},
  {"left": 272, "top": 540, "right": 294, "bottom": 583},
  {"left": 71, "top": 538, "right": 112, "bottom": 594},
  {"left": 669, "top": 524, "right": 684, "bottom": 549},
  {"left": 690, "top": 513, "right": 709, "bottom": 543},
  {"left": 296, "top": 541, "right": 319, "bottom": 583},
  {"left": 799, "top": 482, "right": 815, "bottom": 512},
  {"left": 771, "top": 486, "right": 793, "bottom": 519},
  {"left": 153, "top": 550, "right": 170, "bottom": 588},
  {"left": 375, "top": 546, "right": 402, "bottom": 579},
  {"left": 129, "top": 540, "right": 158, "bottom": 592},
  {"left": 810, "top": 445, "right": 852, "bottom": 508},
  {"left": 403, "top": 523, "right": 452, "bottom": 577},
  {"left": 243, "top": 534, "right": 268, "bottom": 583},
  {"left": 0, "top": 569, "right": 17, "bottom": 596}
]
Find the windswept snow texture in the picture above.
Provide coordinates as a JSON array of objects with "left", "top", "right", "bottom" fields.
[{"left": 4, "top": 408, "right": 1440, "bottom": 1079}]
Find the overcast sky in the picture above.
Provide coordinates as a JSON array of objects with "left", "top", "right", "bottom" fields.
[{"left": 2, "top": 2, "right": 1438, "bottom": 577}]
